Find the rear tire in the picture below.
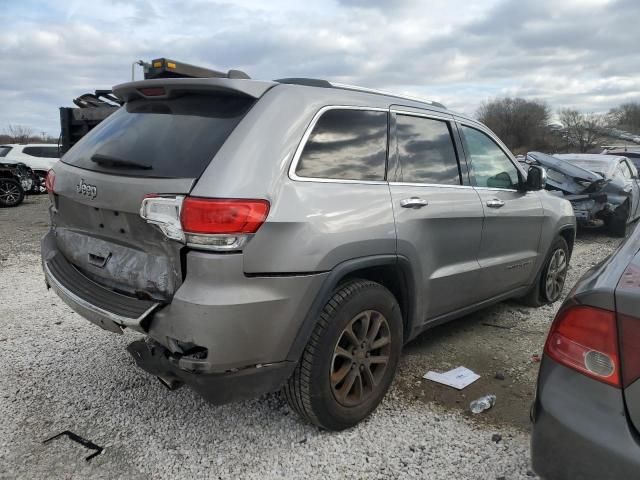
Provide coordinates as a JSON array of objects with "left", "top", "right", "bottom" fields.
[
  {"left": 518, "top": 236, "right": 569, "bottom": 307},
  {"left": 0, "top": 178, "right": 24, "bottom": 207},
  {"left": 609, "top": 202, "right": 630, "bottom": 238},
  {"left": 283, "top": 279, "right": 402, "bottom": 431}
]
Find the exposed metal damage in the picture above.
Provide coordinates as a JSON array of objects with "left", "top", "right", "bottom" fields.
[{"left": 522, "top": 152, "right": 640, "bottom": 234}]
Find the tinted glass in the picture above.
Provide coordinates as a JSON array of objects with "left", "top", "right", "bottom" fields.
[
  {"left": 461, "top": 126, "right": 519, "bottom": 189},
  {"left": 296, "top": 109, "right": 387, "bottom": 181},
  {"left": 62, "top": 94, "right": 254, "bottom": 178},
  {"left": 38, "top": 146, "right": 60, "bottom": 158},
  {"left": 395, "top": 115, "right": 460, "bottom": 185},
  {"left": 620, "top": 161, "right": 633, "bottom": 179},
  {"left": 23, "top": 146, "right": 59, "bottom": 158},
  {"left": 22, "top": 147, "right": 41, "bottom": 157},
  {"left": 0, "top": 146, "right": 11, "bottom": 157}
]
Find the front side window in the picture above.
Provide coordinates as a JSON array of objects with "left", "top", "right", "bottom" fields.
[
  {"left": 395, "top": 114, "right": 460, "bottom": 185},
  {"left": 295, "top": 109, "right": 387, "bottom": 181},
  {"left": 461, "top": 125, "right": 520, "bottom": 189}
]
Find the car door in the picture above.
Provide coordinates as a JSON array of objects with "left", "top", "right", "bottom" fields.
[
  {"left": 620, "top": 159, "right": 640, "bottom": 220},
  {"left": 388, "top": 108, "right": 485, "bottom": 324},
  {"left": 458, "top": 123, "right": 544, "bottom": 300}
]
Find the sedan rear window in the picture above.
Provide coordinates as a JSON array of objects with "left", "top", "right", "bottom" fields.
[{"left": 62, "top": 94, "right": 254, "bottom": 178}]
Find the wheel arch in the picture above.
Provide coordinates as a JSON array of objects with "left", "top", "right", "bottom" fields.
[
  {"left": 558, "top": 225, "right": 576, "bottom": 261},
  {"left": 286, "top": 255, "right": 418, "bottom": 363}
]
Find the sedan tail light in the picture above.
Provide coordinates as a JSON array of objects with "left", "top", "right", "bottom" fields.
[
  {"left": 140, "top": 195, "right": 270, "bottom": 251},
  {"left": 544, "top": 305, "right": 621, "bottom": 388}
]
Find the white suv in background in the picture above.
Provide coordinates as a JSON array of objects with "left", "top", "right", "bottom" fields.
[{"left": 0, "top": 144, "right": 60, "bottom": 188}]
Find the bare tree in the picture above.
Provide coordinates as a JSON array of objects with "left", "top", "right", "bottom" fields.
[
  {"left": 476, "top": 97, "right": 552, "bottom": 154},
  {"left": 609, "top": 102, "right": 640, "bottom": 133},
  {"left": 6, "top": 124, "right": 34, "bottom": 144},
  {"left": 558, "top": 109, "right": 608, "bottom": 153}
]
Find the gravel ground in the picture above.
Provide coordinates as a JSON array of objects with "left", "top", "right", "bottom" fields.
[{"left": 0, "top": 196, "right": 622, "bottom": 479}]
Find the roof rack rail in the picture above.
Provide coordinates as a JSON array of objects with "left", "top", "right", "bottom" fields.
[
  {"left": 144, "top": 58, "right": 250, "bottom": 80},
  {"left": 275, "top": 78, "right": 332, "bottom": 88},
  {"left": 330, "top": 82, "right": 446, "bottom": 109},
  {"left": 274, "top": 78, "right": 446, "bottom": 109}
]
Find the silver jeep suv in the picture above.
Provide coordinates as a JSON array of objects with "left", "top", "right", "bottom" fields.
[{"left": 42, "top": 75, "right": 576, "bottom": 430}]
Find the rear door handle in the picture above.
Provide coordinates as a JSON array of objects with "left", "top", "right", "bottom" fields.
[
  {"left": 400, "top": 197, "right": 428, "bottom": 209},
  {"left": 486, "top": 199, "right": 505, "bottom": 208}
]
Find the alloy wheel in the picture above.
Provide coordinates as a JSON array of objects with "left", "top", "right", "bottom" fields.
[
  {"left": 545, "top": 249, "right": 567, "bottom": 302},
  {"left": 0, "top": 180, "right": 21, "bottom": 206},
  {"left": 330, "top": 310, "right": 391, "bottom": 407}
]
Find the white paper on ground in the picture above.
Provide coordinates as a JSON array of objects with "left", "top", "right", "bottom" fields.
[{"left": 423, "top": 366, "right": 480, "bottom": 390}]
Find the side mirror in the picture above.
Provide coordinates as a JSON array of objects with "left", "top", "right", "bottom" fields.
[{"left": 526, "top": 165, "right": 547, "bottom": 191}]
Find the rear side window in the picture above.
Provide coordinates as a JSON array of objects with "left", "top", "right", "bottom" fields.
[
  {"left": 0, "top": 146, "right": 11, "bottom": 157},
  {"left": 395, "top": 114, "right": 460, "bottom": 185},
  {"left": 23, "top": 146, "right": 60, "bottom": 158},
  {"left": 295, "top": 109, "right": 387, "bottom": 181},
  {"left": 62, "top": 94, "right": 254, "bottom": 178}
]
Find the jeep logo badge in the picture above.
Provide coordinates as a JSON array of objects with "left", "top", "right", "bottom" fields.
[{"left": 76, "top": 179, "right": 97, "bottom": 199}]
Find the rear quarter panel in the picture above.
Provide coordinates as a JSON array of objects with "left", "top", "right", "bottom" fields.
[{"left": 192, "top": 85, "right": 399, "bottom": 273}]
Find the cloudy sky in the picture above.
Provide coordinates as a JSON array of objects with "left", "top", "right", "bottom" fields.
[{"left": 1, "top": 0, "right": 639, "bottom": 136}]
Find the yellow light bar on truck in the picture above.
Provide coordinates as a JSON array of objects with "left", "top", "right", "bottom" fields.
[{"left": 143, "top": 58, "right": 250, "bottom": 80}]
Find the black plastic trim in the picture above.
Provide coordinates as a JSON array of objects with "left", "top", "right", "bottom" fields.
[{"left": 285, "top": 255, "right": 418, "bottom": 362}]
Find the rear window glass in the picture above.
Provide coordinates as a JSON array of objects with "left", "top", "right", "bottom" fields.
[
  {"left": 62, "top": 94, "right": 254, "bottom": 178},
  {"left": 395, "top": 114, "right": 460, "bottom": 185},
  {"left": 0, "top": 146, "right": 11, "bottom": 157},
  {"left": 295, "top": 109, "right": 388, "bottom": 181}
]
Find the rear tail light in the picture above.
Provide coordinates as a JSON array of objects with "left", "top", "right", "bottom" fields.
[
  {"left": 140, "top": 195, "right": 270, "bottom": 251},
  {"left": 138, "top": 87, "right": 166, "bottom": 97},
  {"left": 44, "top": 169, "right": 55, "bottom": 193},
  {"left": 140, "top": 195, "right": 184, "bottom": 241},
  {"left": 544, "top": 305, "right": 621, "bottom": 387},
  {"left": 180, "top": 198, "right": 269, "bottom": 234}
]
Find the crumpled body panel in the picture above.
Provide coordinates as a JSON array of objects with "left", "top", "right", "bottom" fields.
[{"left": 55, "top": 228, "right": 178, "bottom": 300}]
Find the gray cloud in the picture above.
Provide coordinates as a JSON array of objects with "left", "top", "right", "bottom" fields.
[{"left": 1, "top": 0, "right": 639, "bottom": 135}]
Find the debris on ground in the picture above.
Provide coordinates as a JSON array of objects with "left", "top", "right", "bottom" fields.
[
  {"left": 494, "top": 372, "right": 505, "bottom": 381},
  {"left": 43, "top": 430, "right": 104, "bottom": 461},
  {"left": 424, "top": 366, "right": 480, "bottom": 390},
  {"left": 470, "top": 395, "right": 497, "bottom": 414},
  {"left": 532, "top": 354, "right": 541, "bottom": 363},
  {"left": 492, "top": 434, "right": 502, "bottom": 443}
]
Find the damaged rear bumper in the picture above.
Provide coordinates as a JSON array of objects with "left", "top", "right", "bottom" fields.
[
  {"left": 42, "top": 234, "right": 160, "bottom": 334},
  {"left": 42, "top": 229, "right": 328, "bottom": 403},
  {"left": 127, "top": 339, "right": 296, "bottom": 404}
]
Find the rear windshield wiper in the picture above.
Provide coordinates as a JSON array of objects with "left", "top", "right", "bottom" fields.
[{"left": 90, "top": 154, "right": 152, "bottom": 170}]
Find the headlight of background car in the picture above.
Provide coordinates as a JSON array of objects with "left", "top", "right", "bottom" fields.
[{"left": 21, "top": 178, "right": 33, "bottom": 191}]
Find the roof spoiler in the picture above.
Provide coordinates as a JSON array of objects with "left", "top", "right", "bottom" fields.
[{"left": 112, "top": 78, "right": 276, "bottom": 102}]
